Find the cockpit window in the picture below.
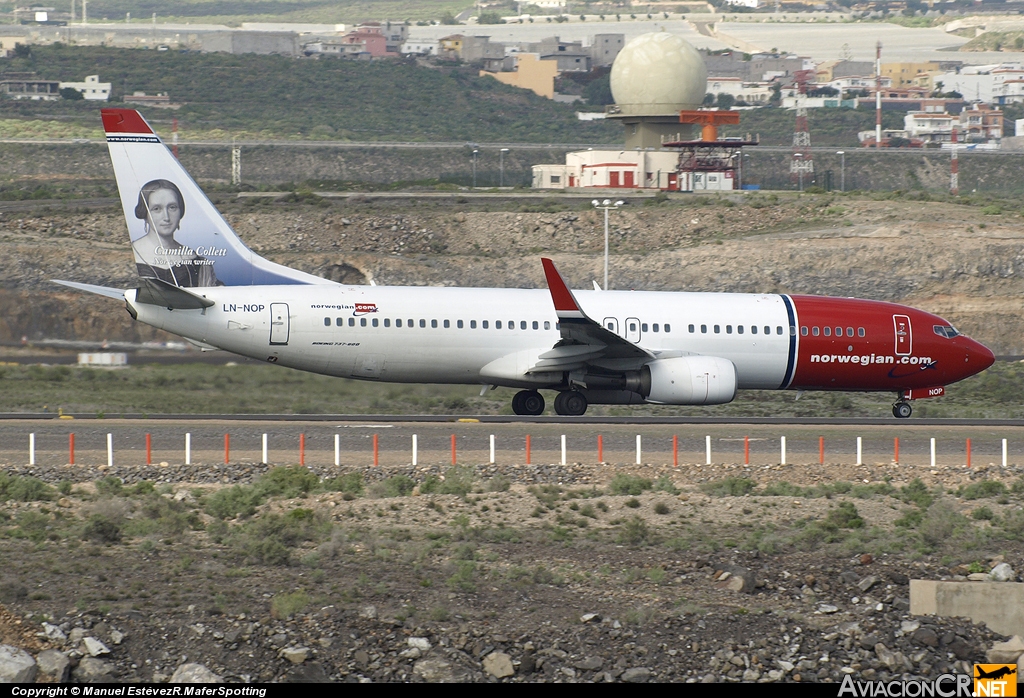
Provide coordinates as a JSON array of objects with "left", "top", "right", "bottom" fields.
[{"left": 933, "top": 325, "right": 960, "bottom": 339}]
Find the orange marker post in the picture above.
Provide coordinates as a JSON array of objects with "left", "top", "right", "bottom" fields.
[
  {"left": 451, "top": 434, "right": 457, "bottom": 465},
  {"left": 744, "top": 436, "right": 750, "bottom": 466},
  {"left": 526, "top": 435, "right": 531, "bottom": 465},
  {"left": 146, "top": 433, "right": 152, "bottom": 465},
  {"left": 373, "top": 434, "right": 379, "bottom": 467},
  {"left": 69, "top": 433, "right": 75, "bottom": 465},
  {"left": 966, "top": 438, "right": 972, "bottom": 468},
  {"left": 299, "top": 433, "right": 306, "bottom": 466},
  {"left": 224, "top": 434, "right": 230, "bottom": 464},
  {"left": 598, "top": 434, "right": 603, "bottom": 463},
  {"left": 819, "top": 436, "right": 824, "bottom": 465},
  {"left": 673, "top": 435, "right": 679, "bottom": 467},
  {"left": 894, "top": 437, "right": 900, "bottom": 465}
]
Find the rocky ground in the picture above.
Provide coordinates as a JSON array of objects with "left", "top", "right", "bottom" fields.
[
  {"left": 0, "top": 460, "right": 1022, "bottom": 683},
  {"left": 2, "top": 192, "right": 1024, "bottom": 353}
]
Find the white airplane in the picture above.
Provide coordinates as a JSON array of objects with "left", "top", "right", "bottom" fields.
[{"left": 56, "top": 109, "right": 994, "bottom": 418}]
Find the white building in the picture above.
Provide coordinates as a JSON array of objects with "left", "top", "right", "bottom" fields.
[
  {"left": 58, "top": 75, "right": 111, "bottom": 101},
  {"left": 706, "top": 77, "right": 775, "bottom": 105},
  {"left": 934, "top": 64, "right": 1024, "bottom": 105},
  {"left": 904, "top": 112, "right": 955, "bottom": 143},
  {"left": 400, "top": 40, "right": 437, "bottom": 56},
  {"left": 532, "top": 149, "right": 736, "bottom": 192},
  {"left": 723, "top": 0, "right": 760, "bottom": 6}
]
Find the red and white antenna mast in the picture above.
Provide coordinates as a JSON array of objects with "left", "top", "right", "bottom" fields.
[
  {"left": 790, "top": 71, "right": 814, "bottom": 189},
  {"left": 875, "top": 41, "right": 882, "bottom": 150}
]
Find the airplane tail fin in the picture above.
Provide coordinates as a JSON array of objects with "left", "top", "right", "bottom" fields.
[{"left": 102, "top": 109, "right": 325, "bottom": 288}]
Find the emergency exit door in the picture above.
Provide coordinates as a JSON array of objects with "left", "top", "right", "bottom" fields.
[{"left": 270, "top": 303, "right": 290, "bottom": 345}]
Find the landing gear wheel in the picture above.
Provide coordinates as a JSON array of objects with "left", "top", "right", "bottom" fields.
[
  {"left": 892, "top": 402, "right": 912, "bottom": 419},
  {"left": 512, "top": 390, "right": 545, "bottom": 416},
  {"left": 554, "top": 390, "right": 588, "bottom": 416}
]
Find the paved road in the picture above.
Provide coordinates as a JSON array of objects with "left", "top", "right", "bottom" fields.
[{"left": 1, "top": 419, "right": 1019, "bottom": 469}]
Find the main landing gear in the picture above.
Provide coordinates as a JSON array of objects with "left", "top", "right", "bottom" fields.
[
  {"left": 892, "top": 401, "right": 913, "bottom": 419},
  {"left": 553, "top": 390, "right": 588, "bottom": 416},
  {"left": 510, "top": 390, "right": 589, "bottom": 416},
  {"left": 511, "top": 390, "right": 545, "bottom": 416}
]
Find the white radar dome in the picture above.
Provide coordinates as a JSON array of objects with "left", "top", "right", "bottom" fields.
[{"left": 610, "top": 32, "right": 708, "bottom": 116}]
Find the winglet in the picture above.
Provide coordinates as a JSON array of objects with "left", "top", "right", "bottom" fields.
[{"left": 541, "top": 258, "right": 585, "bottom": 319}]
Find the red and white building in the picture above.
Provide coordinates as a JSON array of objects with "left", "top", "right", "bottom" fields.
[{"left": 532, "top": 149, "right": 735, "bottom": 192}]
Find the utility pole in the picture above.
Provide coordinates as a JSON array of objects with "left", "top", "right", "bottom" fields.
[
  {"left": 875, "top": 41, "right": 882, "bottom": 150},
  {"left": 231, "top": 138, "right": 241, "bottom": 186},
  {"left": 500, "top": 147, "right": 509, "bottom": 187},
  {"left": 950, "top": 127, "right": 959, "bottom": 196},
  {"left": 837, "top": 150, "right": 845, "bottom": 192},
  {"left": 472, "top": 147, "right": 479, "bottom": 187},
  {"left": 592, "top": 199, "right": 623, "bottom": 290}
]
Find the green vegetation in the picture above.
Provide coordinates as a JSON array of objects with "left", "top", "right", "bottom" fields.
[
  {"left": 421, "top": 466, "right": 475, "bottom": 497},
  {"left": 0, "top": 45, "right": 617, "bottom": 144},
  {"left": 608, "top": 473, "right": 652, "bottom": 496},
  {"left": 5, "top": 349, "right": 1024, "bottom": 418},
  {"left": 700, "top": 477, "right": 757, "bottom": 497},
  {"left": 0, "top": 473, "right": 53, "bottom": 502},
  {"left": 959, "top": 480, "right": 1008, "bottom": 500}
]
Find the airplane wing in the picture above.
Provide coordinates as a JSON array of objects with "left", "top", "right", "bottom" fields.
[{"left": 534, "top": 258, "right": 654, "bottom": 373}]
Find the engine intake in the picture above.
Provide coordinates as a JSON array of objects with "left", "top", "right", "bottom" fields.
[{"left": 640, "top": 356, "right": 737, "bottom": 405}]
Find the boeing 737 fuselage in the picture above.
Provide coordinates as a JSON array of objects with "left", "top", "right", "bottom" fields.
[{"left": 55, "top": 109, "right": 995, "bottom": 418}]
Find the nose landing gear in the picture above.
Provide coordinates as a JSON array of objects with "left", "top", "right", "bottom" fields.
[{"left": 892, "top": 401, "right": 912, "bottom": 419}]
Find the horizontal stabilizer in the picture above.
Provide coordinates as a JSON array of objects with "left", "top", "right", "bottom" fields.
[
  {"left": 135, "top": 277, "right": 215, "bottom": 310},
  {"left": 52, "top": 280, "right": 126, "bottom": 301}
]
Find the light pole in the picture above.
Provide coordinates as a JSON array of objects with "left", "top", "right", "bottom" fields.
[
  {"left": 837, "top": 150, "right": 845, "bottom": 192},
  {"left": 592, "top": 198, "right": 624, "bottom": 290},
  {"left": 472, "top": 147, "right": 479, "bottom": 187},
  {"left": 795, "top": 153, "right": 804, "bottom": 192},
  {"left": 499, "top": 147, "right": 509, "bottom": 187}
]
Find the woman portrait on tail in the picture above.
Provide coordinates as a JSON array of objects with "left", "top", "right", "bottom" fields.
[{"left": 132, "top": 179, "right": 219, "bottom": 287}]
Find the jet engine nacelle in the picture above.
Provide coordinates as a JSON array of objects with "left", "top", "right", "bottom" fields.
[{"left": 641, "top": 356, "right": 738, "bottom": 405}]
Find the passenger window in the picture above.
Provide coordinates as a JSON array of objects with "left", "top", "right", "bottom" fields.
[
  {"left": 419, "top": 319, "right": 426, "bottom": 328},
  {"left": 688, "top": 324, "right": 695, "bottom": 333},
  {"left": 337, "top": 318, "right": 343, "bottom": 327},
  {"left": 846, "top": 327, "right": 854, "bottom": 337},
  {"left": 764, "top": 326, "right": 770, "bottom": 335},
  {"left": 664, "top": 324, "right": 670, "bottom": 332},
  {"left": 323, "top": 318, "right": 330, "bottom": 327},
  {"left": 737, "top": 325, "right": 744, "bottom": 335},
  {"left": 408, "top": 319, "right": 413, "bottom": 328},
  {"left": 521, "top": 321, "right": 527, "bottom": 330},
  {"left": 360, "top": 318, "right": 367, "bottom": 327},
  {"left": 653, "top": 324, "right": 659, "bottom": 332},
  {"left": 349, "top": 318, "right": 355, "bottom": 327},
  {"left": 396, "top": 319, "right": 403, "bottom": 328},
  {"left": 470, "top": 320, "right": 476, "bottom": 328},
  {"left": 858, "top": 327, "right": 865, "bottom": 337},
  {"left": 373, "top": 319, "right": 380, "bottom": 327},
  {"left": 824, "top": 327, "right": 831, "bottom": 337},
  {"left": 384, "top": 319, "right": 390, "bottom": 327},
  {"left": 483, "top": 321, "right": 489, "bottom": 329},
  {"left": 714, "top": 325, "right": 720, "bottom": 334},
  {"left": 532, "top": 321, "right": 538, "bottom": 330},
  {"left": 778, "top": 326, "right": 785, "bottom": 335},
  {"left": 444, "top": 320, "right": 450, "bottom": 328},
  {"left": 790, "top": 326, "right": 796, "bottom": 336},
  {"left": 812, "top": 327, "right": 819, "bottom": 336},
  {"left": 509, "top": 320, "right": 514, "bottom": 330},
  {"left": 457, "top": 320, "right": 463, "bottom": 329},
  {"left": 544, "top": 321, "right": 550, "bottom": 330},
  {"left": 496, "top": 321, "right": 502, "bottom": 329},
  {"left": 629, "top": 322, "right": 637, "bottom": 332},
  {"left": 801, "top": 326, "right": 808, "bottom": 336},
  {"left": 835, "top": 327, "right": 842, "bottom": 337},
  {"left": 751, "top": 325, "right": 757, "bottom": 334},
  {"left": 701, "top": 325, "right": 707, "bottom": 333},
  {"left": 641, "top": 323, "right": 648, "bottom": 332},
  {"left": 726, "top": 325, "right": 732, "bottom": 334},
  {"left": 431, "top": 320, "right": 438, "bottom": 328}
]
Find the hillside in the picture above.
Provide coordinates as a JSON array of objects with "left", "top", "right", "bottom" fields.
[{"left": 0, "top": 46, "right": 620, "bottom": 143}]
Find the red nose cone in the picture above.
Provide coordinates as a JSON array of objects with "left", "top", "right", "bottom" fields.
[{"left": 973, "top": 340, "right": 996, "bottom": 372}]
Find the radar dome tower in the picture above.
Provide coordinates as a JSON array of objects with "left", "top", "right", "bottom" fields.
[{"left": 607, "top": 32, "right": 707, "bottom": 149}]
